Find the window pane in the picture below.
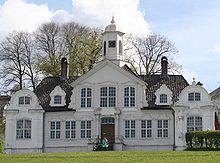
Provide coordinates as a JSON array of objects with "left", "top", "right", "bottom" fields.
[
  {"left": 141, "top": 120, "right": 146, "bottom": 128},
  {"left": 25, "top": 96, "right": 31, "bottom": 104},
  {"left": 19, "top": 97, "right": 24, "bottom": 105},
  {"left": 131, "top": 130, "right": 135, "bottom": 138},
  {"left": 195, "top": 93, "right": 201, "bottom": 101},
  {"left": 56, "top": 122, "right": 60, "bottom": 129},
  {"left": 101, "top": 87, "right": 107, "bottom": 96},
  {"left": 81, "top": 88, "right": 86, "bottom": 97},
  {"left": 188, "top": 93, "right": 194, "bottom": 101},
  {"left": 87, "top": 121, "right": 91, "bottom": 129},
  {"left": 141, "top": 130, "right": 146, "bottom": 138},
  {"left": 17, "top": 120, "right": 23, "bottom": 129},
  {"left": 147, "top": 120, "right": 152, "bottom": 128},
  {"left": 130, "top": 87, "right": 135, "bottom": 96},
  {"left": 158, "top": 120, "right": 162, "bottom": 128},
  {"left": 100, "top": 98, "right": 107, "bottom": 107},
  {"left": 124, "top": 87, "right": 129, "bottom": 96},
  {"left": 109, "top": 97, "right": 115, "bottom": 107},
  {"left": 25, "top": 120, "right": 31, "bottom": 129},
  {"left": 87, "top": 88, "right": 92, "bottom": 97},
  {"left": 125, "top": 120, "right": 130, "bottom": 128},
  {"left": 125, "top": 130, "right": 130, "bottom": 138},
  {"left": 66, "top": 121, "right": 70, "bottom": 129},
  {"left": 51, "top": 122, "right": 55, "bottom": 130},
  {"left": 157, "top": 129, "right": 162, "bottom": 137},
  {"left": 81, "top": 121, "right": 85, "bottom": 129},
  {"left": 24, "top": 130, "right": 31, "bottom": 139},
  {"left": 87, "top": 130, "right": 91, "bottom": 138},
  {"left": 16, "top": 130, "right": 23, "bottom": 139},
  {"left": 130, "top": 97, "right": 135, "bottom": 107},
  {"left": 87, "top": 98, "right": 91, "bottom": 107},
  {"left": 81, "top": 130, "right": 85, "bottom": 138},
  {"left": 71, "top": 121, "right": 76, "bottom": 129},
  {"left": 81, "top": 98, "right": 86, "bottom": 107},
  {"left": 163, "top": 120, "right": 168, "bottom": 128},
  {"left": 109, "top": 87, "right": 116, "bottom": 96},
  {"left": 131, "top": 120, "right": 135, "bottom": 128},
  {"left": 160, "top": 94, "right": 167, "bottom": 103},
  {"left": 66, "top": 130, "right": 70, "bottom": 138},
  {"left": 54, "top": 95, "right": 62, "bottom": 104},
  {"left": 124, "top": 97, "right": 129, "bottom": 107},
  {"left": 147, "top": 130, "right": 152, "bottom": 138}
]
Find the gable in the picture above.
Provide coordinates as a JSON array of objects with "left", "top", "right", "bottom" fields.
[{"left": 71, "top": 60, "right": 146, "bottom": 87}]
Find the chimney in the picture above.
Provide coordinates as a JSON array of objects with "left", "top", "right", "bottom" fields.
[
  {"left": 61, "top": 57, "right": 68, "bottom": 80},
  {"left": 161, "top": 56, "right": 168, "bottom": 79}
]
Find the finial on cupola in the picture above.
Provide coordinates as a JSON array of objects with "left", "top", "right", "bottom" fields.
[{"left": 111, "top": 16, "right": 115, "bottom": 24}]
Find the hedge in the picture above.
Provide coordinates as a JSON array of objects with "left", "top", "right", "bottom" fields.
[{"left": 185, "top": 130, "right": 220, "bottom": 149}]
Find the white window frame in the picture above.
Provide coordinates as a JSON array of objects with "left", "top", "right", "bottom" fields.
[
  {"left": 16, "top": 119, "right": 31, "bottom": 139},
  {"left": 81, "top": 121, "right": 91, "bottom": 138},
  {"left": 50, "top": 121, "right": 61, "bottom": 139},
  {"left": 141, "top": 120, "right": 152, "bottom": 138},
  {"left": 160, "top": 94, "right": 167, "bottom": 103},
  {"left": 65, "top": 121, "right": 76, "bottom": 139},
  {"left": 125, "top": 120, "right": 135, "bottom": 138},
  {"left": 188, "top": 92, "right": 201, "bottom": 101},
  {"left": 54, "top": 95, "right": 62, "bottom": 104},
  {"left": 157, "top": 120, "right": 169, "bottom": 138},
  {"left": 81, "top": 88, "right": 92, "bottom": 108},
  {"left": 100, "top": 87, "right": 116, "bottom": 107},
  {"left": 18, "top": 96, "right": 31, "bottom": 105},
  {"left": 187, "top": 116, "right": 202, "bottom": 132},
  {"left": 124, "top": 87, "right": 135, "bottom": 107}
]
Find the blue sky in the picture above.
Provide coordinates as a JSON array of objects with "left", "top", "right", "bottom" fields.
[{"left": 0, "top": 0, "right": 220, "bottom": 92}]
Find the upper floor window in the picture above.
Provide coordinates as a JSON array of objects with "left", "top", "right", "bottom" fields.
[
  {"left": 54, "top": 95, "right": 62, "bottom": 104},
  {"left": 16, "top": 119, "right": 31, "bottom": 139},
  {"left": 160, "top": 94, "right": 167, "bottom": 103},
  {"left": 108, "top": 40, "right": 116, "bottom": 48},
  {"left": 187, "top": 116, "right": 202, "bottom": 132},
  {"left": 81, "top": 88, "right": 92, "bottom": 108},
  {"left": 18, "top": 96, "right": 31, "bottom": 105},
  {"left": 188, "top": 92, "right": 201, "bottom": 101},
  {"left": 124, "top": 87, "right": 135, "bottom": 107},
  {"left": 100, "top": 87, "right": 116, "bottom": 107}
]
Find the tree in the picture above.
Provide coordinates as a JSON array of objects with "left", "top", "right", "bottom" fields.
[
  {"left": 0, "top": 31, "right": 39, "bottom": 93},
  {"left": 125, "top": 34, "right": 181, "bottom": 75},
  {"left": 35, "top": 22, "right": 64, "bottom": 76},
  {"left": 62, "top": 22, "right": 102, "bottom": 76},
  {"left": 0, "top": 32, "right": 26, "bottom": 91}
]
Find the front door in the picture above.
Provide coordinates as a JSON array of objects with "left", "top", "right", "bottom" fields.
[{"left": 101, "top": 117, "right": 115, "bottom": 150}]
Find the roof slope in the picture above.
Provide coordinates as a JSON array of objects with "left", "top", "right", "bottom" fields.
[
  {"left": 139, "top": 75, "right": 189, "bottom": 107},
  {"left": 35, "top": 77, "right": 76, "bottom": 112}
]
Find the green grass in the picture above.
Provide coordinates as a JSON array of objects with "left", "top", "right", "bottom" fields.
[{"left": 0, "top": 151, "right": 220, "bottom": 163}]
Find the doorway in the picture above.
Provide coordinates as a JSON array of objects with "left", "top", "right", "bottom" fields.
[{"left": 101, "top": 117, "right": 115, "bottom": 150}]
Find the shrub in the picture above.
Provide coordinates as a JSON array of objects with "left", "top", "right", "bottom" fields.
[{"left": 185, "top": 130, "right": 220, "bottom": 150}]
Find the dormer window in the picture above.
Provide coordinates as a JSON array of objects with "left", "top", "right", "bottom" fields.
[
  {"left": 108, "top": 40, "right": 116, "bottom": 48},
  {"left": 18, "top": 96, "right": 31, "bottom": 105},
  {"left": 160, "top": 94, "right": 167, "bottom": 103},
  {"left": 54, "top": 95, "right": 62, "bottom": 104},
  {"left": 188, "top": 92, "right": 201, "bottom": 101},
  {"left": 49, "top": 86, "right": 66, "bottom": 107},
  {"left": 155, "top": 84, "right": 172, "bottom": 106}
]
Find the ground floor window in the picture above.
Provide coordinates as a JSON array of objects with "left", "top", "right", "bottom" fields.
[
  {"left": 141, "top": 120, "right": 152, "bottom": 138},
  {"left": 81, "top": 121, "right": 91, "bottom": 138},
  {"left": 50, "top": 121, "right": 60, "bottom": 139},
  {"left": 187, "top": 116, "right": 202, "bottom": 132},
  {"left": 157, "top": 120, "right": 168, "bottom": 138},
  {"left": 125, "top": 120, "right": 135, "bottom": 138},
  {"left": 66, "top": 121, "right": 76, "bottom": 139},
  {"left": 16, "top": 119, "right": 31, "bottom": 139}
]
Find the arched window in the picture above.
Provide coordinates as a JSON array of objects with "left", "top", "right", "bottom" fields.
[
  {"left": 104, "top": 41, "right": 106, "bottom": 56},
  {"left": 16, "top": 119, "right": 31, "bottom": 139},
  {"left": 160, "top": 94, "right": 167, "bottom": 103},
  {"left": 187, "top": 116, "right": 202, "bottom": 132},
  {"left": 100, "top": 87, "right": 116, "bottom": 107},
  {"left": 81, "top": 88, "right": 92, "bottom": 108},
  {"left": 119, "top": 40, "right": 122, "bottom": 54},
  {"left": 54, "top": 95, "right": 62, "bottom": 104},
  {"left": 124, "top": 87, "right": 135, "bottom": 107}
]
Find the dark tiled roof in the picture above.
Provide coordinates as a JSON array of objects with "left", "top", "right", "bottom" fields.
[
  {"left": 139, "top": 75, "right": 189, "bottom": 107},
  {"left": 35, "top": 77, "right": 77, "bottom": 112}
]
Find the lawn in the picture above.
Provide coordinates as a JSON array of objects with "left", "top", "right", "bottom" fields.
[{"left": 0, "top": 151, "right": 220, "bottom": 163}]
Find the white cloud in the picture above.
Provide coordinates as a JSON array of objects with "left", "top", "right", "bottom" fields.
[
  {"left": 210, "top": 43, "right": 220, "bottom": 54},
  {"left": 0, "top": 0, "right": 73, "bottom": 39},
  {"left": 71, "top": 0, "right": 151, "bottom": 36}
]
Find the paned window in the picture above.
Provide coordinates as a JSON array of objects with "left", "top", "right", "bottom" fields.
[
  {"left": 18, "top": 96, "right": 31, "bottom": 105},
  {"left": 108, "top": 40, "right": 116, "bottom": 48},
  {"left": 81, "top": 121, "right": 91, "bottom": 138},
  {"left": 124, "top": 87, "right": 135, "bottom": 107},
  {"left": 81, "top": 88, "right": 92, "bottom": 108},
  {"left": 16, "top": 119, "right": 31, "bottom": 139},
  {"left": 187, "top": 116, "right": 202, "bottom": 132},
  {"left": 54, "top": 95, "right": 62, "bottom": 104},
  {"left": 125, "top": 120, "right": 135, "bottom": 138},
  {"left": 66, "top": 121, "right": 76, "bottom": 139},
  {"left": 141, "top": 120, "right": 152, "bottom": 138},
  {"left": 160, "top": 94, "right": 167, "bottom": 103},
  {"left": 188, "top": 92, "right": 201, "bottom": 101},
  {"left": 157, "top": 120, "right": 169, "bottom": 138},
  {"left": 50, "top": 121, "right": 61, "bottom": 139},
  {"left": 100, "top": 87, "right": 116, "bottom": 107}
]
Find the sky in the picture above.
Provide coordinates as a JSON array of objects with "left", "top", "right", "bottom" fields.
[{"left": 0, "top": 0, "right": 220, "bottom": 92}]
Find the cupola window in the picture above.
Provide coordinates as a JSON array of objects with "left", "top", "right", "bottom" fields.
[{"left": 108, "top": 40, "right": 116, "bottom": 48}]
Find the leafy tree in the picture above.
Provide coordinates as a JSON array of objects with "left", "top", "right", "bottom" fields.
[{"left": 125, "top": 34, "right": 181, "bottom": 75}]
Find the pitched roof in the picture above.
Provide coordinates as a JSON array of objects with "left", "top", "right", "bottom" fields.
[
  {"left": 35, "top": 77, "right": 76, "bottom": 112},
  {"left": 139, "top": 74, "right": 189, "bottom": 107}
]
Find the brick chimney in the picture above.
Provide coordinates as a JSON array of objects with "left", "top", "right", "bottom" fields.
[
  {"left": 61, "top": 57, "right": 68, "bottom": 80},
  {"left": 161, "top": 56, "right": 168, "bottom": 79}
]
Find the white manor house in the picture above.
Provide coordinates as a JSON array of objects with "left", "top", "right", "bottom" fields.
[{"left": 4, "top": 18, "right": 220, "bottom": 153}]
